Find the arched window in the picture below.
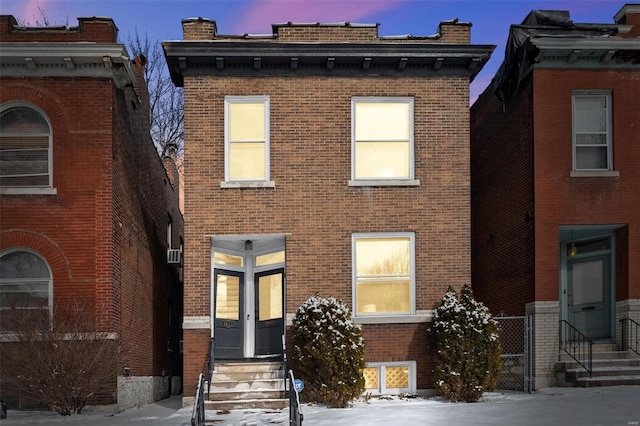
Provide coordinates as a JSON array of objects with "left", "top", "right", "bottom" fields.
[
  {"left": 0, "top": 104, "right": 52, "bottom": 188},
  {"left": 0, "top": 249, "right": 52, "bottom": 330}
]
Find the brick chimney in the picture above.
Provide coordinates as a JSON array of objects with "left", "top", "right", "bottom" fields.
[
  {"left": 182, "top": 17, "right": 217, "bottom": 40},
  {"left": 162, "top": 146, "right": 180, "bottom": 188},
  {"left": 0, "top": 15, "right": 117, "bottom": 43},
  {"left": 614, "top": 4, "right": 640, "bottom": 37}
]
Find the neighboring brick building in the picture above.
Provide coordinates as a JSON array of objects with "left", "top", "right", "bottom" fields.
[
  {"left": 0, "top": 16, "right": 183, "bottom": 409},
  {"left": 471, "top": 5, "right": 640, "bottom": 389},
  {"left": 164, "top": 18, "right": 493, "bottom": 402}
]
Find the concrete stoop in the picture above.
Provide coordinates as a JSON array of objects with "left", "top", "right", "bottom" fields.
[
  {"left": 205, "top": 361, "right": 288, "bottom": 410},
  {"left": 555, "top": 344, "right": 640, "bottom": 387}
]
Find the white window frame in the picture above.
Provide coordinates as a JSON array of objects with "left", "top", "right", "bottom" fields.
[
  {"left": 352, "top": 232, "right": 416, "bottom": 320},
  {"left": 571, "top": 90, "right": 617, "bottom": 177},
  {"left": 349, "top": 97, "right": 419, "bottom": 187},
  {"left": 0, "top": 101, "right": 56, "bottom": 195},
  {"left": 364, "top": 361, "right": 416, "bottom": 395},
  {"left": 222, "top": 96, "right": 274, "bottom": 188}
]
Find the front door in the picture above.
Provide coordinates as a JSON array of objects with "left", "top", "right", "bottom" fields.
[
  {"left": 567, "top": 253, "right": 611, "bottom": 341},
  {"left": 255, "top": 269, "right": 284, "bottom": 356},
  {"left": 214, "top": 269, "right": 244, "bottom": 359}
]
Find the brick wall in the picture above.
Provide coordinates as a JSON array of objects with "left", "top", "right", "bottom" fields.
[
  {"left": 470, "top": 75, "right": 535, "bottom": 316},
  {"left": 111, "top": 58, "right": 183, "bottom": 378},
  {"left": 182, "top": 18, "right": 470, "bottom": 44},
  {"left": 0, "top": 17, "right": 183, "bottom": 405},
  {"left": 0, "top": 15, "right": 118, "bottom": 43},
  {"left": 0, "top": 78, "right": 114, "bottom": 309},
  {"left": 182, "top": 72, "right": 471, "bottom": 393},
  {"left": 532, "top": 69, "right": 640, "bottom": 301}
]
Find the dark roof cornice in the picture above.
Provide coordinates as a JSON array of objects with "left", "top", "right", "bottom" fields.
[
  {"left": 163, "top": 40, "right": 495, "bottom": 86},
  {"left": 530, "top": 37, "right": 640, "bottom": 68}
]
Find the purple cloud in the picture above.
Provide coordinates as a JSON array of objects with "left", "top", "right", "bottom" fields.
[{"left": 229, "top": 0, "right": 409, "bottom": 34}]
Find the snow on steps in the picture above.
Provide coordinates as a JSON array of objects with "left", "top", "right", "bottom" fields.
[
  {"left": 555, "top": 344, "right": 640, "bottom": 388},
  {"left": 205, "top": 361, "right": 288, "bottom": 410}
]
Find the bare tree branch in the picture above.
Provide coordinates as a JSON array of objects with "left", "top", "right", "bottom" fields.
[
  {"left": 0, "top": 301, "right": 125, "bottom": 415},
  {"left": 127, "top": 28, "right": 184, "bottom": 164}
]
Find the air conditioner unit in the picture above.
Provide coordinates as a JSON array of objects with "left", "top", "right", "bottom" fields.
[{"left": 167, "top": 249, "right": 182, "bottom": 265}]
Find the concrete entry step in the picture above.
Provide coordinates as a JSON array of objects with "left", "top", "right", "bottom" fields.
[
  {"left": 205, "top": 361, "right": 287, "bottom": 411},
  {"left": 556, "top": 347, "right": 640, "bottom": 388},
  {"left": 576, "top": 375, "right": 640, "bottom": 387}
]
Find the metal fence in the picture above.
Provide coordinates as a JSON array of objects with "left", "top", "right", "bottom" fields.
[{"left": 494, "top": 315, "right": 533, "bottom": 393}]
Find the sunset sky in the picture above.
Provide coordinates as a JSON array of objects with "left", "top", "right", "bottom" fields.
[{"left": 0, "top": 0, "right": 626, "bottom": 102}]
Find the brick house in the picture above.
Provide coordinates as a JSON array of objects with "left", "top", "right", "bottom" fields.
[
  {"left": 164, "top": 18, "right": 493, "bottom": 403},
  {"left": 471, "top": 5, "right": 640, "bottom": 389},
  {"left": 0, "top": 16, "right": 183, "bottom": 409}
]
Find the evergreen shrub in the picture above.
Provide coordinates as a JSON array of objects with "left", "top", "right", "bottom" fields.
[
  {"left": 292, "top": 294, "right": 366, "bottom": 408},
  {"left": 429, "top": 284, "right": 502, "bottom": 402}
]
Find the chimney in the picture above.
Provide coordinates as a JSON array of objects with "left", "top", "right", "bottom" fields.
[
  {"left": 182, "top": 17, "right": 217, "bottom": 40},
  {"left": 614, "top": 4, "right": 640, "bottom": 37},
  {"left": 162, "top": 145, "right": 180, "bottom": 188}
]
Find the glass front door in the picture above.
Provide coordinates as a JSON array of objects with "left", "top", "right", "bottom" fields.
[
  {"left": 212, "top": 245, "right": 285, "bottom": 360},
  {"left": 214, "top": 269, "right": 244, "bottom": 359},
  {"left": 255, "top": 269, "right": 284, "bottom": 356}
]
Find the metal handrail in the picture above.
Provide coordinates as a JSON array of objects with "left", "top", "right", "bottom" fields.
[
  {"left": 559, "top": 320, "right": 593, "bottom": 377},
  {"left": 282, "top": 334, "right": 287, "bottom": 393},
  {"left": 191, "top": 373, "right": 205, "bottom": 426},
  {"left": 620, "top": 318, "right": 640, "bottom": 356},
  {"left": 289, "top": 369, "right": 303, "bottom": 426},
  {"left": 206, "top": 337, "right": 215, "bottom": 395}
]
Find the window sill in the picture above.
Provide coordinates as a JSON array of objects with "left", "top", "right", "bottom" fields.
[
  {"left": 0, "top": 187, "right": 57, "bottom": 195},
  {"left": 570, "top": 170, "right": 619, "bottom": 178},
  {"left": 354, "top": 310, "right": 433, "bottom": 325},
  {"left": 348, "top": 179, "right": 420, "bottom": 187},
  {"left": 220, "top": 181, "right": 275, "bottom": 189}
]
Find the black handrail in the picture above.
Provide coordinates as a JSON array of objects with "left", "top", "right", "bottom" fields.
[
  {"left": 282, "top": 334, "right": 287, "bottom": 394},
  {"left": 288, "top": 370, "right": 303, "bottom": 426},
  {"left": 559, "top": 320, "right": 593, "bottom": 377},
  {"left": 620, "top": 318, "right": 640, "bottom": 356},
  {"left": 191, "top": 373, "right": 205, "bottom": 426},
  {"left": 206, "top": 337, "right": 215, "bottom": 396}
]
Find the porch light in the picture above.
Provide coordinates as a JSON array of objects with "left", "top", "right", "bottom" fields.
[
  {"left": 568, "top": 242, "right": 578, "bottom": 258},
  {"left": 245, "top": 240, "right": 253, "bottom": 251}
]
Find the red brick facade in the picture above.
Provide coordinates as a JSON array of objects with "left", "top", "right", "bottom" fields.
[
  {"left": 0, "top": 15, "right": 183, "bottom": 408},
  {"left": 167, "top": 19, "right": 493, "bottom": 398},
  {"left": 471, "top": 5, "right": 640, "bottom": 388}
]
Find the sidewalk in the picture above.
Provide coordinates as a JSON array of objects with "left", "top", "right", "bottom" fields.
[{"left": 1, "top": 386, "right": 639, "bottom": 425}]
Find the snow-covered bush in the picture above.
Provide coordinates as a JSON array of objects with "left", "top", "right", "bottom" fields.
[
  {"left": 429, "top": 285, "right": 502, "bottom": 402},
  {"left": 292, "top": 294, "right": 366, "bottom": 408}
]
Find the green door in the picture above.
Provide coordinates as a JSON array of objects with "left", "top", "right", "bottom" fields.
[{"left": 567, "top": 253, "right": 611, "bottom": 341}]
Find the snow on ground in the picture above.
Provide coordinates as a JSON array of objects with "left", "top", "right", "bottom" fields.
[{"left": 1, "top": 386, "right": 639, "bottom": 426}]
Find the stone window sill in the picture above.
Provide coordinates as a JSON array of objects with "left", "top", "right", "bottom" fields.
[
  {"left": 220, "top": 181, "right": 275, "bottom": 188},
  {"left": 348, "top": 179, "right": 420, "bottom": 187},
  {"left": 0, "top": 187, "right": 57, "bottom": 195},
  {"left": 570, "top": 170, "right": 619, "bottom": 178}
]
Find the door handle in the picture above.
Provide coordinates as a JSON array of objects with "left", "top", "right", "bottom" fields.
[
  {"left": 581, "top": 306, "right": 596, "bottom": 311},
  {"left": 247, "top": 314, "right": 250, "bottom": 320}
]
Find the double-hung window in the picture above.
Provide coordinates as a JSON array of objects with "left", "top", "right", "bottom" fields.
[
  {"left": 352, "top": 233, "right": 415, "bottom": 317},
  {"left": 572, "top": 91, "right": 613, "bottom": 172},
  {"left": 0, "top": 103, "right": 53, "bottom": 190},
  {"left": 351, "top": 97, "right": 417, "bottom": 185},
  {"left": 224, "top": 96, "right": 272, "bottom": 186}
]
